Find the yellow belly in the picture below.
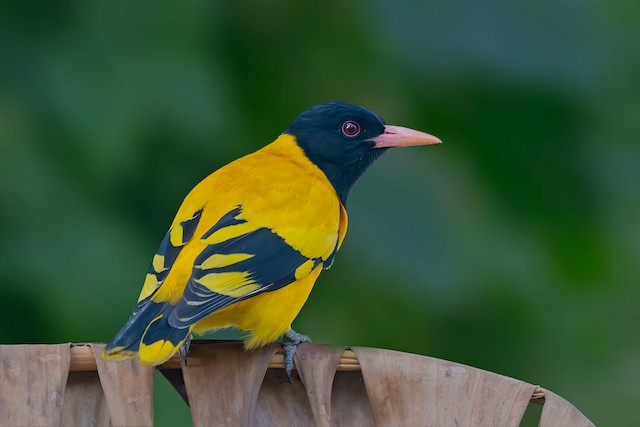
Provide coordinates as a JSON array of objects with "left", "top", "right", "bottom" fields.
[{"left": 193, "top": 266, "right": 322, "bottom": 348}]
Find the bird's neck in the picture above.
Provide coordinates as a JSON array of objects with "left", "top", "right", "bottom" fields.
[
  {"left": 262, "top": 134, "right": 351, "bottom": 200},
  {"left": 269, "top": 133, "right": 384, "bottom": 205},
  {"left": 290, "top": 136, "right": 385, "bottom": 205},
  {"left": 313, "top": 158, "right": 376, "bottom": 205}
]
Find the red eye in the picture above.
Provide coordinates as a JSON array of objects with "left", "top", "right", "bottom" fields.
[{"left": 342, "top": 121, "right": 360, "bottom": 137}]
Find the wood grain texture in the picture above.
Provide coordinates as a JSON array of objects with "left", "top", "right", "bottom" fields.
[
  {"left": 539, "top": 389, "right": 595, "bottom": 427},
  {"left": 331, "top": 370, "right": 375, "bottom": 426},
  {"left": 0, "top": 344, "right": 70, "bottom": 427},
  {"left": 90, "top": 343, "right": 154, "bottom": 427},
  {"left": 60, "top": 371, "right": 110, "bottom": 427},
  {"left": 294, "top": 343, "right": 344, "bottom": 427},
  {"left": 181, "top": 341, "right": 279, "bottom": 427},
  {"left": 254, "top": 368, "right": 315, "bottom": 426},
  {"left": 353, "top": 347, "right": 536, "bottom": 427}
]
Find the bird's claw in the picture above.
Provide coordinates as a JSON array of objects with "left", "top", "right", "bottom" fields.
[
  {"left": 283, "top": 329, "right": 311, "bottom": 383},
  {"left": 179, "top": 333, "right": 193, "bottom": 366}
]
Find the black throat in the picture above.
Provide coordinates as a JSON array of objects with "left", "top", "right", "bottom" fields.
[
  {"left": 291, "top": 135, "right": 386, "bottom": 205},
  {"left": 284, "top": 101, "right": 388, "bottom": 205}
]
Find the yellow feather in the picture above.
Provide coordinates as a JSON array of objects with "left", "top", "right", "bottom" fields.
[
  {"left": 139, "top": 339, "right": 184, "bottom": 366},
  {"left": 169, "top": 225, "right": 184, "bottom": 246},
  {"left": 196, "top": 253, "right": 254, "bottom": 270},
  {"left": 152, "top": 254, "right": 166, "bottom": 272},
  {"left": 202, "top": 222, "right": 260, "bottom": 245},
  {"left": 138, "top": 273, "right": 161, "bottom": 302},
  {"left": 195, "top": 271, "right": 260, "bottom": 297},
  {"left": 100, "top": 346, "right": 136, "bottom": 361},
  {"left": 337, "top": 202, "right": 349, "bottom": 250},
  {"left": 294, "top": 259, "right": 315, "bottom": 280}
]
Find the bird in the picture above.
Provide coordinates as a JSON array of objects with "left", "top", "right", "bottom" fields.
[{"left": 102, "top": 101, "right": 441, "bottom": 380}]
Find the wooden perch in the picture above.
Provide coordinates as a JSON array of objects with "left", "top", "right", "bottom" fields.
[
  {"left": 0, "top": 342, "right": 592, "bottom": 427},
  {"left": 69, "top": 343, "right": 361, "bottom": 372},
  {"left": 68, "top": 343, "right": 547, "bottom": 403}
]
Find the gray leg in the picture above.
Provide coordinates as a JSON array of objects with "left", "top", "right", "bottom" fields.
[
  {"left": 179, "top": 333, "right": 193, "bottom": 365},
  {"left": 283, "top": 329, "right": 311, "bottom": 383}
]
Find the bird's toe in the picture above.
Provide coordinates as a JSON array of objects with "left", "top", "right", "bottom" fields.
[{"left": 282, "top": 329, "right": 311, "bottom": 382}]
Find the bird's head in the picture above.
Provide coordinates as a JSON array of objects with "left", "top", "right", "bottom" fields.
[{"left": 285, "top": 101, "right": 441, "bottom": 204}]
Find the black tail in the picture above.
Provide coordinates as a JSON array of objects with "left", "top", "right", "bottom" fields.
[{"left": 102, "top": 299, "right": 166, "bottom": 360}]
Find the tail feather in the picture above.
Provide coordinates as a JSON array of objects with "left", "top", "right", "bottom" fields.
[
  {"left": 138, "top": 314, "right": 190, "bottom": 365},
  {"left": 102, "top": 299, "right": 190, "bottom": 366},
  {"left": 101, "top": 300, "right": 166, "bottom": 360}
]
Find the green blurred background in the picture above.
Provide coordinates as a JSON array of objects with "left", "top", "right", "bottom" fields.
[{"left": 1, "top": 1, "right": 638, "bottom": 425}]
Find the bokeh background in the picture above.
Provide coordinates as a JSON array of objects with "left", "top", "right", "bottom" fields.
[{"left": 1, "top": 1, "right": 638, "bottom": 425}]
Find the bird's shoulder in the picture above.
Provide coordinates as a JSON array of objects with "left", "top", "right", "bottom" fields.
[{"left": 175, "top": 134, "right": 343, "bottom": 260}]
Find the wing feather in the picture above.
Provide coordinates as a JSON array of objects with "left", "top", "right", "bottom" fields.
[
  {"left": 167, "top": 207, "right": 323, "bottom": 329},
  {"left": 137, "top": 209, "right": 203, "bottom": 302}
]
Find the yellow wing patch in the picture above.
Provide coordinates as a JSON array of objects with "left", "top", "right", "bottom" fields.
[
  {"left": 169, "top": 225, "right": 184, "bottom": 247},
  {"left": 197, "top": 253, "right": 254, "bottom": 270},
  {"left": 139, "top": 273, "right": 162, "bottom": 303},
  {"left": 295, "top": 259, "right": 315, "bottom": 280},
  {"left": 152, "top": 254, "right": 167, "bottom": 273},
  {"left": 137, "top": 209, "right": 204, "bottom": 302},
  {"left": 202, "top": 222, "right": 260, "bottom": 245},
  {"left": 195, "top": 271, "right": 260, "bottom": 297}
]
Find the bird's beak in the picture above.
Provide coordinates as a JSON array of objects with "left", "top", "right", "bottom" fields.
[{"left": 371, "top": 125, "right": 442, "bottom": 148}]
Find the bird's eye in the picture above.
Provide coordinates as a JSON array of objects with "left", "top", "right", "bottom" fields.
[{"left": 341, "top": 121, "right": 360, "bottom": 137}]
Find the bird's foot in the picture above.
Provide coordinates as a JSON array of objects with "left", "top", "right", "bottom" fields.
[
  {"left": 179, "top": 333, "right": 193, "bottom": 365},
  {"left": 283, "top": 329, "right": 311, "bottom": 383}
]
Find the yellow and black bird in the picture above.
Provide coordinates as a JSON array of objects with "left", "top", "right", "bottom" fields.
[{"left": 102, "top": 101, "right": 440, "bottom": 378}]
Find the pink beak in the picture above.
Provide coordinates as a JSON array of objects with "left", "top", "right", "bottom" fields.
[{"left": 371, "top": 125, "right": 442, "bottom": 148}]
